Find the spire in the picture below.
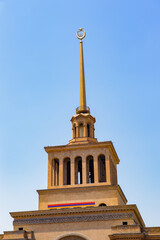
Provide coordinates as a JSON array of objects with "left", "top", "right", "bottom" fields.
[{"left": 76, "top": 28, "right": 90, "bottom": 114}]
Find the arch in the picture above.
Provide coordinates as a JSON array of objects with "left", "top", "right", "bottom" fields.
[
  {"left": 74, "top": 124, "right": 77, "bottom": 138},
  {"left": 98, "top": 154, "right": 106, "bottom": 182},
  {"left": 79, "top": 123, "right": 84, "bottom": 137},
  {"left": 87, "top": 123, "right": 90, "bottom": 137},
  {"left": 52, "top": 158, "right": 59, "bottom": 186},
  {"left": 58, "top": 237, "right": 86, "bottom": 240},
  {"left": 75, "top": 156, "right": 82, "bottom": 184},
  {"left": 56, "top": 232, "right": 89, "bottom": 240},
  {"left": 86, "top": 155, "right": 94, "bottom": 183},
  {"left": 63, "top": 157, "right": 71, "bottom": 185},
  {"left": 99, "top": 203, "right": 107, "bottom": 207}
]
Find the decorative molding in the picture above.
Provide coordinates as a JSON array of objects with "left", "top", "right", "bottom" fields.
[
  {"left": 44, "top": 141, "right": 119, "bottom": 164},
  {"left": 112, "top": 225, "right": 140, "bottom": 230},
  {"left": 10, "top": 204, "right": 145, "bottom": 227},
  {"left": 109, "top": 233, "right": 145, "bottom": 240},
  {"left": 13, "top": 212, "right": 133, "bottom": 225},
  {"left": 11, "top": 205, "right": 139, "bottom": 218},
  {"left": 37, "top": 184, "right": 123, "bottom": 194},
  {"left": 143, "top": 227, "right": 160, "bottom": 233}
]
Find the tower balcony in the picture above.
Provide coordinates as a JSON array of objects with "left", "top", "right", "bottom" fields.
[{"left": 76, "top": 105, "right": 90, "bottom": 114}]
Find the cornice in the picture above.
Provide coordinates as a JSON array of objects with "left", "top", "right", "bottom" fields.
[
  {"left": 112, "top": 224, "right": 140, "bottom": 230},
  {"left": 145, "top": 236, "right": 160, "bottom": 240},
  {"left": 10, "top": 204, "right": 144, "bottom": 227},
  {"left": 44, "top": 141, "right": 120, "bottom": 164},
  {"left": 37, "top": 184, "right": 127, "bottom": 204},
  {"left": 143, "top": 227, "right": 160, "bottom": 233},
  {"left": 109, "top": 233, "right": 160, "bottom": 240},
  {"left": 109, "top": 233, "right": 145, "bottom": 240},
  {"left": 70, "top": 113, "right": 96, "bottom": 122}
]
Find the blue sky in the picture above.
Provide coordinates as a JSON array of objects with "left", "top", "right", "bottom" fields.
[{"left": 0, "top": 0, "right": 160, "bottom": 233}]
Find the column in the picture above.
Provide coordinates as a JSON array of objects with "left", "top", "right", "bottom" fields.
[
  {"left": 93, "top": 154, "right": 99, "bottom": 183},
  {"left": 72, "top": 126, "right": 74, "bottom": 139},
  {"left": 106, "top": 155, "right": 111, "bottom": 184},
  {"left": 84, "top": 123, "right": 87, "bottom": 137},
  {"left": 59, "top": 158, "right": 64, "bottom": 186},
  {"left": 71, "top": 157, "right": 75, "bottom": 185},
  {"left": 90, "top": 125, "right": 94, "bottom": 138},
  {"left": 82, "top": 156, "right": 87, "bottom": 184},
  {"left": 77, "top": 125, "right": 80, "bottom": 138},
  {"left": 48, "top": 155, "right": 53, "bottom": 188},
  {"left": 93, "top": 126, "right": 95, "bottom": 138}
]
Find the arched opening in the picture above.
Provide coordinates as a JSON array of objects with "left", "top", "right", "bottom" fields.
[
  {"left": 63, "top": 158, "right": 71, "bottom": 185},
  {"left": 75, "top": 156, "right": 82, "bottom": 184},
  {"left": 59, "top": 236, "right": 87, "bottom": 240},
  {"left": 52, "top": 158, "right": 59, "bottom": 186},
  {"left": 86, "top": 155, "right": 94, "bottom": 183},
  {"left": 99, "top": 203, "right": 107, "bottom": 207},
  {"left": 54, "top": 158, "right": 59, "bottom": 186},
  {"left": 87, "top": 123, "right": 90, "bottom": 137},
  {"left": 79, "top": 123, "right": 84, "bottom": 137},
  {"left": 74, "top": 124, "right": 77, "bottom": 138},
  {"left": 98, "top": 154, "right": 106, "bottom": 182}
]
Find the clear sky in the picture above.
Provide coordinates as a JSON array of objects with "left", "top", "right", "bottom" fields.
[{"left": 0, "top": 0, "right": 160, "bottom": 234}]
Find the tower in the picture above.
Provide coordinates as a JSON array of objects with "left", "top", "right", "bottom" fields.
[
  {"left": 40, "top": 28, "right": 125, "bottom": 209},
  {"left": 69, "top": 28, "right": 96, "bottom": 145},
  {"left": 1, "top": 29, "right": 160, "bottom": 240}
]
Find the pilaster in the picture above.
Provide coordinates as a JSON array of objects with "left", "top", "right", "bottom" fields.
[
  {"left": 59, "top": 158, "right": 63, "bottom": 186},
  {"left": 84, "top": 123, "right": 87, "bottom": 137},
  {"left": 71, "top": 157, "right": 75, "bottom": 185},
  {"left": 48, "top": 155, "right": 52, "bottom": 188},
  {"left": 82, "top": 156, "right": 87, "bottom": 184},
  {"left": 93, "top": 154, "right": 99, "bottom": 183},
  {"left": 106, "top": 154, "right": 111, "bottom": 184}
]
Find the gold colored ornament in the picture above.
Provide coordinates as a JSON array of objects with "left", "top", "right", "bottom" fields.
[{"left": 76, "top": 28, "right": 86, "bottom": 40}]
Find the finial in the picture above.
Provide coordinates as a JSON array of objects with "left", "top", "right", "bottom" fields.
[
  {"left": 76, "top": 28, "right": 86, "bottom": 41},
  {"left": 76, "top": 28, "right": 90, "bottom": 114}
]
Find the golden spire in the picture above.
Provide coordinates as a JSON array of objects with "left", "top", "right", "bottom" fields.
[{"left": 76, "top": 28, "right": 90, "bottom": 114}]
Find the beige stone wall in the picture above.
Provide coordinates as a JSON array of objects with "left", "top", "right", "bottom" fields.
[
  {"left": 2, "top": 231, "right": 33, "bottom": 240},
  {"left": 9, "top": 205, "right": 147, "bottom": 240},
  {"left": 110, "top": 156, "right": 118, "bottom": 186},
  {"left": 13, "top": 219, "right": 136, "bottom": 240},
  {"left": 38, "top": 185, "right": 126, "bottom": 210}
]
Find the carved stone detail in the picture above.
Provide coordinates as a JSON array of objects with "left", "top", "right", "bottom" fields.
[{"left": 14, "top": 212, "right": 133, "bottom": 225}]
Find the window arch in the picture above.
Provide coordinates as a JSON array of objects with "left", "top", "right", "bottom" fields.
[
  {"left": 86, "top": 155, "right": 94, "bottom": 183},
  {"left": 63, "top": 157, "right": 71, "bottom": 185},
  {"left": 75, "top": 156, "right": 82, "bottom": 184},
  {"left": 73, "top": 124, "right": 77, "bottom": 138},
  {"left": 98, "top": 154, "right": 106, "bottom": 182},
  {"left": 58, "top": 236, "right": 87, "bottom": 240},
  {"left": 99, "top": 203, "right": 107, "bottom": 207},
  {"left": 79, "top": 123, "right": 84, "bottom": 137},
  {"left": 52, "top": 158, "right": 59, "bottom": 186}
]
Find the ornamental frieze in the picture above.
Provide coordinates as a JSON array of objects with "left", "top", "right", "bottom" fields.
[{"left": 13, "top": 212, "right": 133, "bottom": 225}]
